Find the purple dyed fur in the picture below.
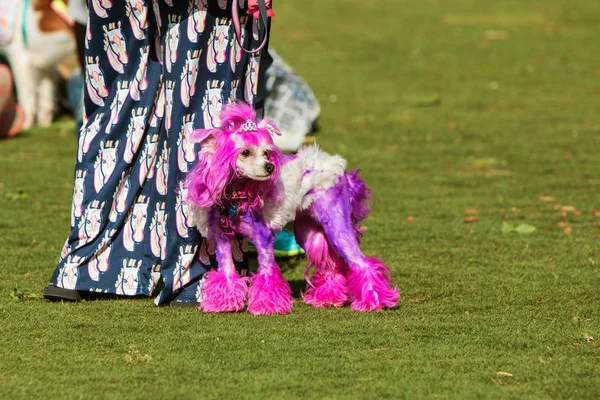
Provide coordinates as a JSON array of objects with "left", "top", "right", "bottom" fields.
[
  {"left": 347, "top": 258, "right": 400, "bottom": 311},
  {"left": 199, "top": 270, "right": 248, "bottom": 313},
  {"left": 247, "top": 268, "right": 293, "bottom": 315}
]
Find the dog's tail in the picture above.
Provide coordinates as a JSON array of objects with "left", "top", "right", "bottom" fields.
[{"left": 346, "top": 169, "right": 372, "bottom": 237}]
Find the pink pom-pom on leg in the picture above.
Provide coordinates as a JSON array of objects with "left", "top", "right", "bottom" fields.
[
  {"left": 347, "top": 257, "right": 400, "bottom": 311},
  {"left": 248, "top": 268, "right": 293, "bottom": 315},
  {"left": 303, "top": 271, "right": 348, "bottom": 307},
  {"left": 199, "top": 269, "right": 248, "bottom": 313}
]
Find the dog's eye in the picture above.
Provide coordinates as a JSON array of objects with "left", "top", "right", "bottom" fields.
[
  {"left": 263, "top": 151, "right": 269, "bottom": 158},
  {"left": 241, "top": 149, "right": 251, "bottom": 157}
]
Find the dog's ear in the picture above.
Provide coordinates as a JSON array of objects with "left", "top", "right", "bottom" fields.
[
  {"left": 192, "top": 128, "right": 219, "bottom": 153},
  {"left": 258, "top": 119, "right": 281, "bottom": 137}
]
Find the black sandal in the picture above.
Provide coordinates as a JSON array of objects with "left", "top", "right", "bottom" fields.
[{"left": 43, "top": 286, "right": 82, "bottom": 302}]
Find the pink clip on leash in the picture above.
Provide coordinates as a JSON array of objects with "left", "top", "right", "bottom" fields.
[{"left": 232, "top": 0, "right": 273, "bottom": 54}]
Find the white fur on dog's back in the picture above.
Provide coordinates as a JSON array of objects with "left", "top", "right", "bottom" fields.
[{"left": 263, "top": 144, "right": 347, "bottom": 231}]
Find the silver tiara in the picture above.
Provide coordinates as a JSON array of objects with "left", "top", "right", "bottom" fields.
[{"left": 239, "top": 119, "right": 257, "bottom": 132}]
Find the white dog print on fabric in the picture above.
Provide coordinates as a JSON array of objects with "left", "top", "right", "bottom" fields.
[
  {"left": 230, "top": 79, "right": 239, "bottom": 102},
  {"left": 244, "top": 55, "right": 258, "bottom": 103},
  {"left": 173, "top": 245, "right": 196, "bottom": 292},
  {"left": 106, "top": 80, "right": 130, "bottom": 133},
  {"left": 109, "top": 170, "right": 131, "bottom": 222},
  {"left": 115, "top": 258, "right": 142, "bottom": 296},
  {"left": 206, "top": 18, "right": 229, "bottom": 73},
  {"left": 187, "top": 0, "right": 207, "bottom": 42},
  {"left": 165, "top": 15, "right": 181, "bottom": 73},
  {"left": 150, "top": 202, "right": 168, "bottom": 260},
  {"left": 202, "top": 80, "right": 224, "bottom": 128},
  {"left": 94, "top": 140, "right": 120, "bottom": 193},
  {"left": 177, "top": 113, "right": 196, "bottom": 172},
  {"left": 139, "top": 134, "right": 159, "bottom": 186},
  {"left": 198, "top": 238, "right": 215, "bottom": 266},
  {"left": 175, "top": 181, "right": 192, "bottom": 238},
  {"left": 71, "top": 170, "right": 87, "bottom": 227},
  {"left": 180, "top": 50, "right": 200, "bottom": 107},
  {"left": 122, "top": 195, "right": 149, "bottom": 252},
  {"left": 148, "top": 264, "right": 162, "bottom": 294},
  {"left": 130, "top": 46, "right": 149, "bottom": 101},
  {"left": 59, "top": 238, "right": 71, "bottom": 263},
  {"left": 103, "top": 22, "right": 129, "bottom": 74},
  {"left": 149, "top": 78, "right": 165, "bottom": 127},
  {"left": 217, "top": 0, "right": 227, "bottom": 10},
  {"left": 229, "top": 17, "right": 246, "bottom": 72},
  {"left": 125, "top": 0, "right": 148, "bottom": 41},
  {"left": 124, "top": 107, "right": 148, "bottom": 163},
  {"left": 164, "top": 80, "right": 175, "bottom": 130},
  {"left": 77, "top": 200, "right": 105, "bottom": 247},
  {"left": 85, "top": 56, "right": 109, "bottom": 107},
  {"left": 78, "top": 113, "right": 104, "bottom": 162},
  {"left": 151, "top": 0, "right": 161, "bottom": 29},
  {"left": 91, "top": 0, "right": 113, "bottom": 18},
  {"left": 88, "top": 229, "right": 116, "bottom": 281},
  {"left": 57, "top": 255, "right": 83, "bottom": 290},
  {"left": 155, "top": 141, "right": 170, "bottom": 195}
]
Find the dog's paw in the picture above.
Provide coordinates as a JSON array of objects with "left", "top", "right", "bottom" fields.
[
  {"left": 347, "top": 258, "right": 400, "bottom": 311},
  {"left": 199, "top": 270, "right": 248, "bottom": 313},
  {"left": 303, "top": 271, "right": 348, "bottom": 308},
  {"left": 248, "top": 269, "right": 293, "bottom": 315}
]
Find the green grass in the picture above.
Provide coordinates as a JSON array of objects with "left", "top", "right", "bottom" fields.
[{"left": 1, "top": 0, "right": 600, "bottom": 398}]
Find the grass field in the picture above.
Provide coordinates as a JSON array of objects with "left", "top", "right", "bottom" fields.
[{"left": 1, "top": 0, "right": 599, "bottom": 398}]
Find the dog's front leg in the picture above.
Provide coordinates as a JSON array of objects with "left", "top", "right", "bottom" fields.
[
  {"left": 199, "top": 211, "right": 248, "bottom": 312},
  {"left": 241, "top": 212, "right": 293, "bottom": 315}
]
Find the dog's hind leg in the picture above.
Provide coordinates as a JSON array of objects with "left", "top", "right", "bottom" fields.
[
  {"left": 199, "top": 213, "right": 248, "bottom": 312},
  {"left": 242, "top": 212, "right": 293, "bottom": 315},
  {"left": 294, "top": 213, "right": 349, "bottom": 307},
  {"left": 309, "top": 178, "right": 400, "bottom": 311}
]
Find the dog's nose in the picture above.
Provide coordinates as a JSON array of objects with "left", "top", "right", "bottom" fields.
[{"left": 264, "top": 163, "right": 274, "bottom": 174}]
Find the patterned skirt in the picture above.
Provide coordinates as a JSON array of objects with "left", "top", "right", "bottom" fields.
[{"left": 49, "top": 0, "right": 260, "bottom": 305}]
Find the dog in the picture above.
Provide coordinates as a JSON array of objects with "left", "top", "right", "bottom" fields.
[
  {"left": 186, "top": 103, "right": 400, "bottom": 315},
  {"left": 0, "top": 0, "right": 76, "bottom": 128}
]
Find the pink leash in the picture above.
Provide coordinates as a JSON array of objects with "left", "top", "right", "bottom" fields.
[{"left": 232, "top": 0, "right": 273, "bottom": 54}]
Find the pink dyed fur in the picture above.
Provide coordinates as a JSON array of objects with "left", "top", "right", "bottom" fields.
[
  {"left": 199, "top": 270, "right": 248, "bottom": 313},
  {"left": 298, "top": 224, "right": 349, "bottom": 307},
  {"left": 248, "top": 268, "right": 293, "bottom": 315},
  {"left": 347, "top": 257, "right": 400, "bottom": 311},
  {"left": 303, "top": 271, "right": 348, "bottom": 307}
]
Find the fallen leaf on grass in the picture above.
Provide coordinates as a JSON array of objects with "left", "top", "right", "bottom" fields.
[
  {"left": 408, "top": 298, "right": 426, "bottom": 303},
  {"left": 502, "top": 222, "right": 536, "bottom": 234},
  {"left": 594, "top": 209, "right": 600, "bottom": 217},
  {"left": 563, "top": 227, "right": 572, "bottom": 234},
  {"left": 560, "top": 205, "right": 577, "bottom": 212},
  {"left": 553, "top": 204, "right": 562, "bottom": 210},
  {"left": 584, "top": 333, "right": 594, "bottom": 343},
  {"left": 465, "top": 208, "right": 478, "bottom": 214},
  {"left": 484, "top": 30, "right": 509, "bottom": 40},
  {"left": 9, "top": 288, "right": 41, "bottom": 302},
  {"left": 4, "top": 190, "right": 28, "bottom": 201},
  {"left": 557, "top": 211, "right": 568, "bottom": 218},
  {"left": 557, "top": 222, "right": 569, "bottom": 227},
  {"left": 463, "top": 216, "right": 479, "bottom": 223},
  {"left": 538, "top": 196, "right": 557, "bottom": 202},
  {"left": 408, "top": 94, "right": 442, "bottom": 107},
  {"left": 406, "top": 216, "right": 414, "bottom": 222},
  {"left": 496, "top": 371, "right": 514, "bottom": 377},
  {"left": 124, "top": 345, "right": 152, "bottom": 365}
]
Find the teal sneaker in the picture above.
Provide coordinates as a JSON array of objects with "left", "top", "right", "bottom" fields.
[{"left": 248, "top": 228, "right": 305, "bottom": 258}]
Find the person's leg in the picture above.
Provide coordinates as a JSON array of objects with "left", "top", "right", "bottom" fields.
[
  {"left": 45, "top": 0, "right": 163, "bottom": 300},
  {"left": 0, "top": 64, "right": 26, "bottom": 139}
]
